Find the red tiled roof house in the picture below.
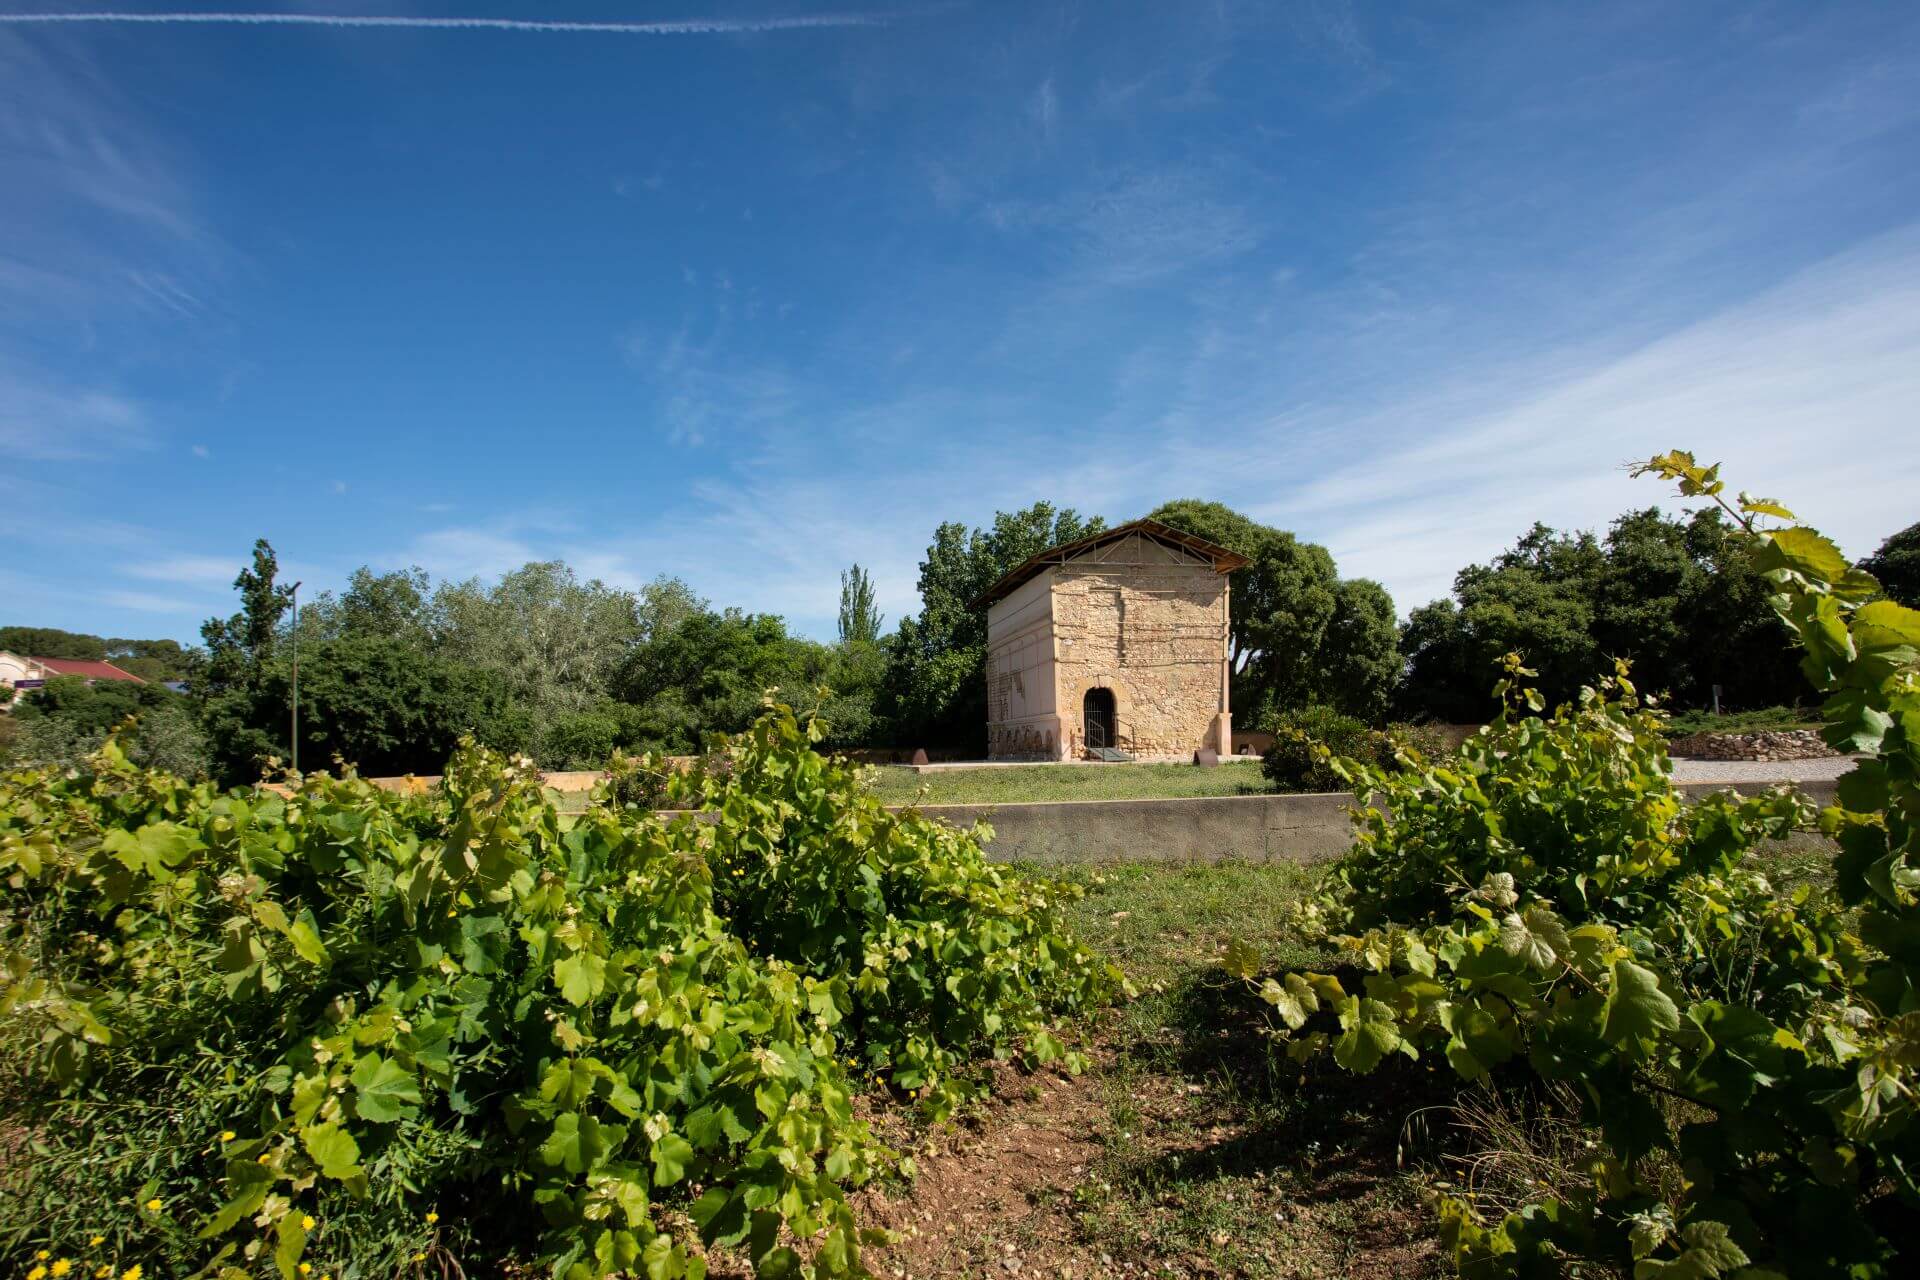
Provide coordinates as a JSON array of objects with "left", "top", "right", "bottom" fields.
[{"left": 0, "top": 651, "right": 145, "bottom": 696}]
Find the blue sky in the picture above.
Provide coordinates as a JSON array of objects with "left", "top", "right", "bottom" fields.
[{"left": 3, "top": 1, "right": 1918, "bottom": 644}]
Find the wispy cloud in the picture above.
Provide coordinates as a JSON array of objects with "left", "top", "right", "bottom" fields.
[
  {"left": 0, "top": 11, "right": 904, "bottom": 37},
  {"left": 1184, "top": 224, "right": 1920, "bottom": 612},
  {"left": 123, "top": 555, "right": 242, "bottom": 587},
  {"left": 0, "top": 363, "right": 148, "bottom": 459},
  {"left": 621, "top": 286, "right": 797, "bottom": 447},
  {"left": 391, "top": 527, "right": 542, "bottom": 583},
  {"left": 100, "top": 588, "right": 199, "bottom": 614}
]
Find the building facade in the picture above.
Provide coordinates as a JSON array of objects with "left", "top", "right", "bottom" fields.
[
  {"left": 0, "top": 652, "right": 145, "bottom": 696},
  {"left": 975, "top": 520, "right": 1245, "bottom": 762}
]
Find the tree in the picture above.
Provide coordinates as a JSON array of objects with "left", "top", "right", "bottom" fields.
[
  {"left": 103, "top": 638, "right": 194, "bottom": 683},
  {"left": 434, "top": 562, "right": 640, "bottom": 760},
  {"left": 614, "top": 609, "right": 824, "bottom": 752},
  {"left": 837, "top": 564, "right": 883, "bottom": 647},
  {"left": 297, "top": 567, "right": 438, "bottom": 648},
  {"left": 1862, "top": 519, "right": 1920, "bottom": 608},
  {"left": 195, "top": 540, "right": 297, "bottom": 780},
  {"left": 7, "top": 675, "right": 208, "bottom": 777},
  {"left": 638, "top": 575, "right": 705, "bottom": 644},
  {"left": 12, "top": 674, "right": 177, "bottom": 735},
  {"left": 885, "top": 502, "right": 1106, "bottom": 749},
  {"left": 0, "top": 627, "right": 107, "bottom": 661},
  {"left": 1317, "top": 579, "right": 1399, "bottom": 722},
  {"left": 275, "top": 633, "right": 528, "bottom": 777},
  {"left": 1396, "top": 508, "right": 1806, "bottom": 721}
]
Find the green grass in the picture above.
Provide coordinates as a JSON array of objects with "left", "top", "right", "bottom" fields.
[{"left": 863, "top": 758, "right": 1271, "bottom": 806}]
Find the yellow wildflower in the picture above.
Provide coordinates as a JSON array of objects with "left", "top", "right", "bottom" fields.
[
  {"left": 411, "top": 1254, "right": 426, "bottom": 1264},
  {"left": 123, "top": 1267, "right": 143, "bottom": 1280},
  {"left": 88, "top": 1238, "right": 104, "bottom": 1248},
  {"left": 27, "top": 1266, "right": 47, "bottom": 1280},
  {"left": 301, "top": 1215, "right": 315, "bottom": 1230},
  {"left": 424, "top": 1212, "right": 439, "bottom": 1225},
  {"left": 95, "top": 1268, "right": 110, "bottom": 1279},
  {"left": 143, "top": 1199, "right": 162, "bottom": 1213},
  {"left": 52, "top": 1262, "right": 73, "bottom": 1278},
  {"left": 219, "top": 1131, "right": 236, "bottom": 1142},
  {"left": 298, "top": 1264, "right": 312, "bottom": 1275},
  {"left": 37, "top": 1254, "right": 50, "bottom": 1262}
]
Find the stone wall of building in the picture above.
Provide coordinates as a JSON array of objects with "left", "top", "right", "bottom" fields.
[
  {"left": 1048, "top": 533, "right": 1229, "bottom": 761},
  {"left": 984, "top": 572, "right": 1064, "bottom": 761}
]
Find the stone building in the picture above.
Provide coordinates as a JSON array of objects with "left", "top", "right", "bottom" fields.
[{"left": 973, "top": 519, "right": 1246, "bottom": 762}]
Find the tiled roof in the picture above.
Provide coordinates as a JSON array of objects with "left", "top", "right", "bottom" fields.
[
  {"left": 31, "top": 657, "right": 146, "bottom": 683},
  {"left": 970, "top": 518, "right": 1251, "bottom": 610}
]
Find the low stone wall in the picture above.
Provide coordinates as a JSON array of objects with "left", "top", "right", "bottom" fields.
[
  {"left": 363, "top": 770, "right": 1837, "bottom": 866},
  {"left": 901, "top": 777, "right": 1840, "bottom": 865},
  {"left": 1669, "top": 729, "right": 1835, "bottom": 761},
  {"left": 916, "top": 793, "right": 1359, "bottom": 864}
]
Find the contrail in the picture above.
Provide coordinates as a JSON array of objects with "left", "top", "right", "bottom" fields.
[{"left": 0, "top": 10, "right": 896, "bottom": 36}]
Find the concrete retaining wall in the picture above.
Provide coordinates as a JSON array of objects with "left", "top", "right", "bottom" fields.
[{"left": 903, "top": 777, "right": 1840, "bottom": 865}]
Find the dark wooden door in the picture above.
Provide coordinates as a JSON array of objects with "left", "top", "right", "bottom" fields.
[{"left": 1083, "top": 687, "right": 1116, "bottom": 750}]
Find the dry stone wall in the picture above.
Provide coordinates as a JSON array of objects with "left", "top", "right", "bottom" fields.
[{"left": 1667, "top": 728, "right": 1837, "bottom": 761}]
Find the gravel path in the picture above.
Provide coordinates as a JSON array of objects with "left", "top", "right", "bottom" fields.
[{"left": 1669, "top": 756, "right": 1855, "bottom": 784}]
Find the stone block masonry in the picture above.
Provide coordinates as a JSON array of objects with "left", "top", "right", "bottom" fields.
[{"left": 983, "top": 526, "right": 1237, "bottom": 763}]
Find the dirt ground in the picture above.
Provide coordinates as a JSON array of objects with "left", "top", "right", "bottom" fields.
[{"left": 849, "top": 1031, "right": 1445, "bottom": 1280}]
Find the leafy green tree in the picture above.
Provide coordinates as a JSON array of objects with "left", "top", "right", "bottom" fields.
[
  {"left": 7, "top": 676, "right": 208, "bottom": 777},
  {"left": 837, "top": 564, "right": 883, "bottom": 647},
  {"left": 297, "top": 567, "right": 438, "bottom": 648},
  {"left": 275, "top": 632, "right": 529, "bottom": 777},
  {"left": 103, "top": 638, "right": 195, "bottom": 683},
  {"left": 1399, "top": 508, "right": 1805, "bottom": 720},
  {"left": 885, "top": 503, "right": 1105, "bottom": 749},
  {"left": 638, "top": 574, "right": 706, "bottom": 643},
  {"left": 195, "top": 540, "right": 297, "bottom": 780},
  {"left": 11, "top": 674, "right": 177, "bottom": 735},
  {"left": 1861, "top": 518, "right": 1920, "bottom": 607},
  {"left": 615, "top": 609, "right": 824, "bottom": 751},
  {"left": 1316, "top": 578, "right": 1399, "bottom": 722},
  {"left": 0, "top": 627, "right": 107, "bottom": 661},
  {"left": 434, "top": 562, "right": 640, "bottom": 760}
]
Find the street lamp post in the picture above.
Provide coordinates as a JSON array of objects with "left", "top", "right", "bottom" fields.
[{"left": 290, "top": 581, "right": 302, "bottom": 775}]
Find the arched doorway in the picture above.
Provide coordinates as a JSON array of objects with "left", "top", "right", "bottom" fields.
[{"left": 1083, "top": 687, "right": 1117, "bottom": 751}]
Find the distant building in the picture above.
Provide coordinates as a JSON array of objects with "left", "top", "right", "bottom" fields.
[
  {"left": 0, "top": 652, "right": 146, "bottom": 696},
  {"left": 973, "top": 519, "right": 1246, "bottom": 762}
]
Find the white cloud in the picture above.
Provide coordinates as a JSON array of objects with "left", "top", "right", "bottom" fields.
[
  {"left": 100, "top": 589, "right": 197, "bottom": 614},
  {"left": 391, "top": 527, "right": 542, "bottom": 583},
  {"left": 1266, "top": 224, "right": 1920, "bottom": 610},
  {"left": 122, "top": 555, "right": 239, "bottom": 586},
  {"left": 0, "top": 364, "right": 149, "bottom": 459}
]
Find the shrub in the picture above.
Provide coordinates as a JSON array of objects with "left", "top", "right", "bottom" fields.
[
  {"left": 1228, "top": 454, "right": 1920, "bottom": 1277},
  {"left": 1260, "top": 707, "right": 1449, "bottom": 794},
  {"left": 0, "top": 707, "right": 1114, "bottom": 1280},
  {"left": 1260, "top": 707, "right": 1377, "bottom": 792},
  {"left": 3, "top": 703, "right": 212, "bottom": 780},
  {"left": 1659, "top": 703, "right": 1816, "bottom": 738}
]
